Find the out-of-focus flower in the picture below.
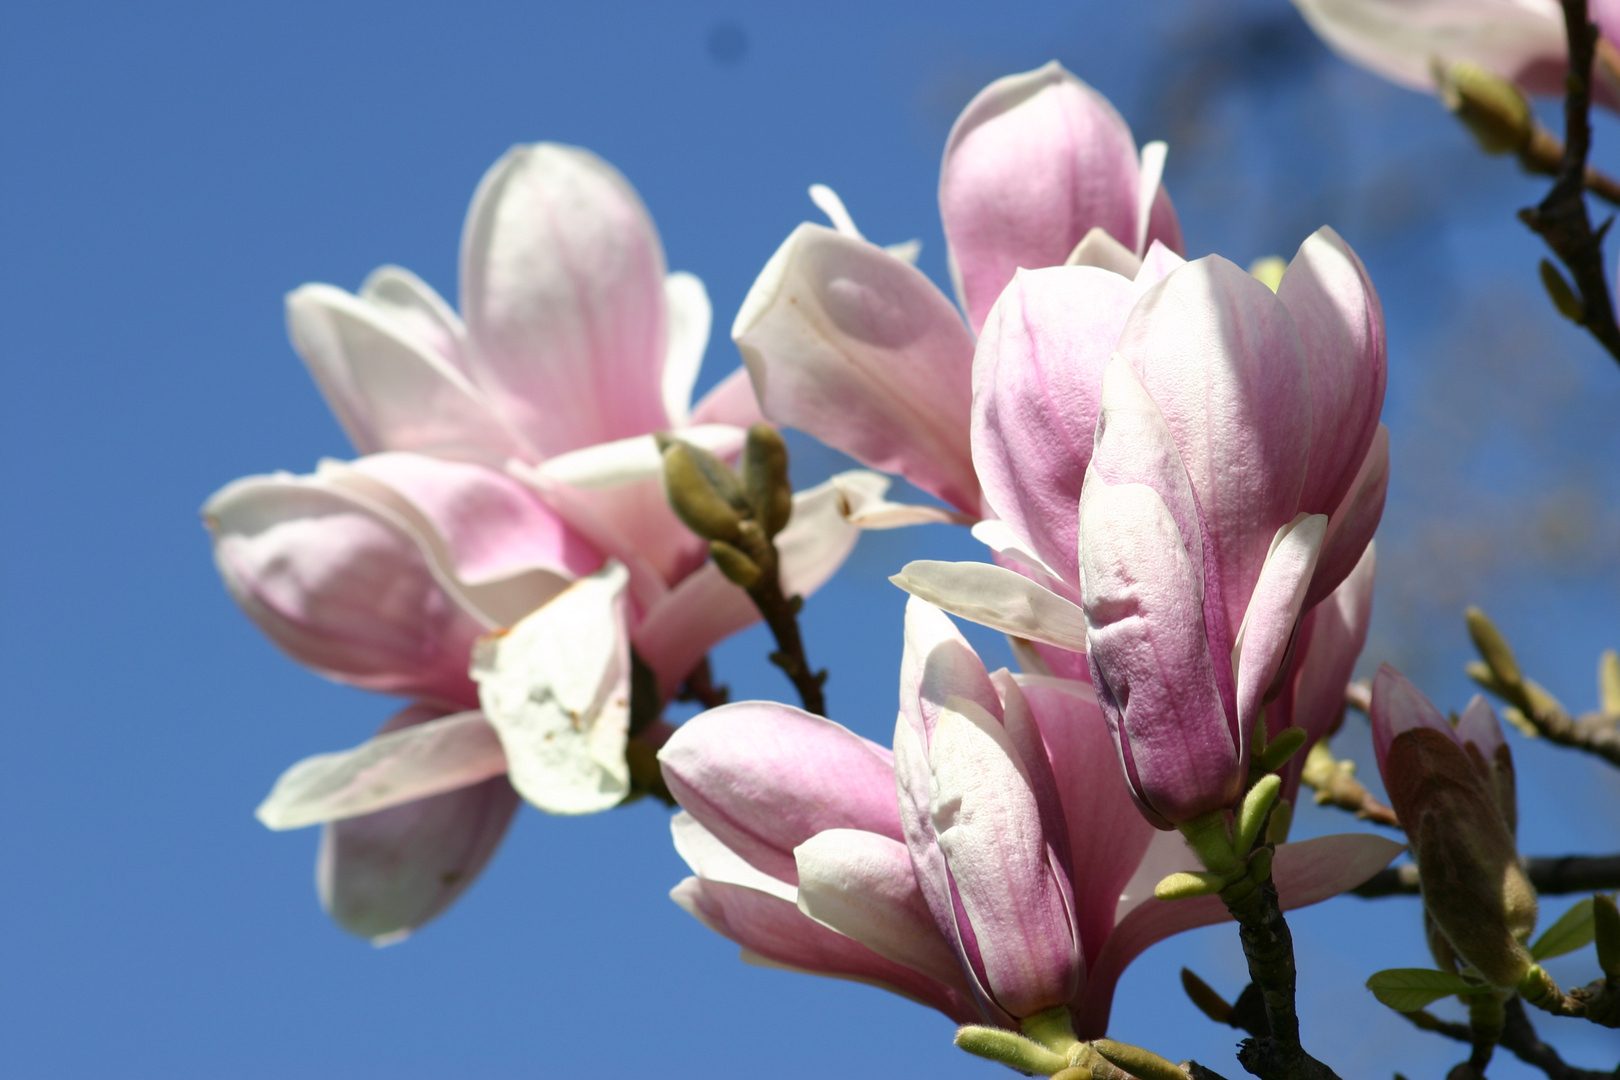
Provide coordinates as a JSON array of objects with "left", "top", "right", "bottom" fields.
[
  {"left": 732, "top": 62, "right": 1184, "bottom": 524},
  {"left": 1289, "top": 0, "right": 1620, "bottom": 109},
  {"left": 896, "top": 229, "right": 1388, "bottom": 827},
  {"left": 659, "top": 598, "right": 1401, "bottom": 1036},
  {"left": 1370, "top": 665, "right": 1537, "bottom": 989},
  {"left": 207, "top": 143, "right": 876, "bottom": 941}
]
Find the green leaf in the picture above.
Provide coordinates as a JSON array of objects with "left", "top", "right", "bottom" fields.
[
  {"left": 1366, "top": 968, "right": 1480, "bottom": 1012},
  {"left": 1531, "top": 898, "right": 1596, "bottom": 961}
]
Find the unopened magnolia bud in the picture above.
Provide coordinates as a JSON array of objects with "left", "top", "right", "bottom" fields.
[
  {"left": 741, "top": 423, "right": 793, "bottom": 538},
  {"left": 1388, "top": 726, "right": 1537, "bottom": 989},
  {"left": 1595, "top": 894, "right": 1620, "bottom": 978},
  {"left": 954, "top": 1026, "right": 1069, "bottom": 1075},
  {"left": 708, "top": 540, "right": 762, "bottom": 589},
  {"left": 1435, "top": 60, "right": 1533, "bottom": 155},
  {"left": 1090, "top": 1039, "right": 1191, "bottom": 1080},
  {"left": 1180, "top": 969, "right": 1234, "bottom": 1024},
  {"left": 1539, "top": 260, "right": 1586, "bottom": 325},
  {"left": 1466, "top": 607, "right": 1523, "bottom": 691},
  {"left": 1599, "top": 651, "right": 1620, "bottom": 718},
  {"left": 662, "top": 441, "right": 748, "bottom": 541}
]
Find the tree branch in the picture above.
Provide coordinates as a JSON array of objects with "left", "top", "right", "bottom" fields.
[
  {"left": 1518, "top": 0, "right": 1620, "bottom": 366},
  {"left": 1354, "top": 854, "right": 1620, "bottom": 898},
  {"left": 1403, "top": 999, "right": 1618, "bottom": 1080}
]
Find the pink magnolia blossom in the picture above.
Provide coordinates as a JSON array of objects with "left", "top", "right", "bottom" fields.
[
  {"left": 732, "top": 62, "right": 1184, "bottom": 522},
  {"left": 1289, "top": 0, "right": 1620, "bottom": 109},
  {"left": 206, "top": 143, "right": 877, "bottom": 941},
  {"left": 895, "top": 229, "right": 1387, "bottom": 826},
  {"left": 659, "top": 598, "right": 1401, "bottom": 1035}
]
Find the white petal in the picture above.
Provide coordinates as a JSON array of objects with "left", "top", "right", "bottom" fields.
[
  {"left": 884, "top": 239, "right": 923, "bottom": 265},
  {"left": 1064, "top": 226, "right": 1143, "bottom": 277},
  {"left": 890, "top": 560, "right": 1090, "bottom": 653},
  {"left": 661, "top": 272, "right": 712, "bottom": 426},
  {"left": 809, "top": 183, "right": 863, "bottom": 238},
  {"left": 671, "top": 811, "right": 797, "bottom": 903},
  {"left": 257, "top": 710, "right": 507, "bottom": 830},
  {"left": 471, "top": 561, "right": 632, "bottom": 814},
  {"left": 1134, "top": 141, "right": 1168, "bottom": 255},
  {"left": 533, "top": 424, "right": 748, "bottom": 490},
  {"left": 1231, "top": 513, "right": 1328, "bottom": 728},
  {"left": 834, "top": 471, "right": 971, "bottom": 530},
  {"left": 358, "top": 265, "right": 468, "bottom": 370},
  {"left": 970, "top": 519, "right": 1069, "bottom": 594}
]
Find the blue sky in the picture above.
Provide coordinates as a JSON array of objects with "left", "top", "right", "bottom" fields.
[{"left": 2, "top": 2, "right": 1617, "bottom": 1077}]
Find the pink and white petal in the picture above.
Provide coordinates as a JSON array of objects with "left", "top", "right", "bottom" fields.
[
  {"left": 1231, "top": 514, "right": 1327, "bottom": 739},
  {"left": 1287, "top": 0, "right": 1567, "bottom": 92},
  {"left": 460, "top": 143, "right": 670, "bottom": 455},
  {"left": 929, "top": 695, "right": 1081, "bottom": 1016},
  {"left": 941, "top": 62, "right": 1143, "bottom": 333},
  {"left": 1277, "top": 227, "right": 1387, "bottom": 516},
  {"left": 670, "top": 811, "right": 796, "bottom": 903},
  {"left": 972, "top": 267, "right": 1140, "bottom": 582},
  {"left": 1078, "top": 481, "right": 1236, "bottom": 825},
  {"left": 358, "top": 265, "right": 468, "bottom": 371},
  {"left": 662, "top": 271, "right": 712, "bottom": 426},
  {"left": 1076, "top": 831, "right": 1401, "bottom": 1035},
  {"left": 795, "top": 828, "right": 972, "bottom": 993},
  {"left": 287, "top": 285, "right": 530, "bottom": 464},
  {"left": 1115, "top": 255, "right": 1314, "bottom": 638},
  {"left": 689, "top": 366, "right": 769, "bottom": 429},
  {"left": 733, "top": 224, "right": 980, "bottom": 515},
  {"left": 317, "top": 769, "right": 519, "bottom": 944},
  {"left": 671, "top": 876, "right": 981, "bottom": 1023},
  {"left": 659, "top": 703, "right": 902, "bottom": 884},
  {"left": 1369, "top": 663, "right": 1454, "bottom": 778},
  {"left": 204, "top": 472, "right": 484, "bottom": 705},
  {"left": 535, "top": 425, "right": 748, "bottom": 491},
  {"left": 890, "top": 560, "right": 1090, "bottom": 654},
  {"left": 1142, "top": 179, "right": 1185, "bottom": 258},
  {"left": 257, "top": 708, "right": 507, "bottom": 830},
  {"left": 971, "top": 520, "right": 1074, "bottom": 600},
  {"left": 327, "top": 453, "right": 602, "bottom": 627},
  {"left": 1016, "top": 673, "right": 1156, "bottom": 965},
  {"left": 470, "top": 563, "right": 632, "bottom": 815},
  {"left": 1305, "top": 424, "right": 1389, "bottom": 611},
  {"left": 836, "top": 471, "right": 972, "bottom": 530},
  {"left": 1278, "top": 542, "right": 1375, "bottom": 799},
  {"left": 1134, "top": 241, "right": 1189, "bottom": 292}
]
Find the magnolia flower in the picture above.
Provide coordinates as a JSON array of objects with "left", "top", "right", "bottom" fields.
[
  {"left": 896, "top": 229, "right": 1388, "bottom": 826},
  {"left": 732, "top": 62, "right": 1183, "bottom": 523},
  {"left": 207, "top": 143, "right": 876, "bottom": 941},
  {"left": 659, "top": 598, "right": 1401, "bottom": 1036},
  {"left": 1289, "top": 0, "right": 1620, "bottom": 108},
  {"left": 1370, "top": 665, "right": 1537, "bottom": 989}
]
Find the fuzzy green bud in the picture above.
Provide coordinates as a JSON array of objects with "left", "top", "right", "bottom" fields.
[
  {"left": 1540, "top": 260, "right": 1586, "bottom": 325},
  {"left": 1435, "top": 60, "right": 1533, "bottom": 155},
  {"left": 708, "top": 540, "right": 762, "bottom": 589},
  {"left": 1235, "top": 774, "right": 1282, "bottom": 857},
  {"left": 741, "top": 423, "right": 793, "bottom": 538},
  {"left": 1155, "top": 871, "right": 1229, "bottom": 901},
  {"left": 1090, "top": 1040, "right": 1191, "bottom": 1080},
  {"left": 662, "top": 441, "right": 748, "bottom": 541},
  {"left": 1599, "top": 651, "right": 1620, "bottom": 718},
  {"left": 1180, "top": 968, "right": 1234, "bottom": 1025},
  {"left": 1256, "top": 727, "right": 1308, "bottom": 775},
  {"left": 1466, "top": 607, "right": 1523, "bottom": 692},
  {"left": 954, "top": 1026, "right": 1069, "bottom": 1075}
]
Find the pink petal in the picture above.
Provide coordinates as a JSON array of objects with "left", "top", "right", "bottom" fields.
[
  {"left": 1077, "top": 481, "right": 1236, "bottom": 825},
  {"left": 1276, "top": 227, "right": 1386, "bottom": 518},
  {"left": 1456, "top": 694, "right": 1508, "bottom": 764},
  {"left": 460, "top": 143, "right": 671, "bottom": 456},
  {"left": 316, "top": 702, "right": 519, "bottom": 943},
  {"left": 1232, "top": 514, "right": 1327, "bottom": 744},
  {"left": 659, "top": 703, "right": 901, "bottom": 884},
  {"left": 671, "top": 876, "right": 980, "bottom": 1023},
  {"left": 733, "top": 223, "right": 980, "bottom": 515},
  {"left": 1273, "top": 541, "right": 1375, "bottom": 800},
  {"left": 286, "top": 284, "right": 531, "bottom": 465},
  {"left": 941, "top": 62, "right": 1146, "bottom": 334},
  {"left": 929, "top": 693, "right": 1081, "bottom": 1017},
  {"left": 1075, "top": 831, "right": 1402, "bottom": 1036},
  {"left": 1115, "top": 255, "right": 1314, "bottom": 641},
  {"left": 971, "top": 266, "right": 1139, "bottom": 584},
  {"left": 1017, "top": 674, "right": 1156, "bottom": 967},
  {"left": 795, "top": 828, "right": 973, "bottom": 995},
  {"left": 1305, "top": 424, "right": 1388, "bottom": 611},
  {"left": 333, "top": 453, "right": 603, "bottom": 627},
  {"left": 1370, "top": 663, "right": 1453, "bottom": 779},
  {"left": 689, "top": 366, "right": 768, "bottom": 429},
  {"left": 204, "top": 472, "right": 484, "bottom": 706}
]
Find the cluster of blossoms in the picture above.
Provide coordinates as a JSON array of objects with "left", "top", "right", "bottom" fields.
[{"left": 207, "top": 48, "right": 1611, "bottom": 1076}]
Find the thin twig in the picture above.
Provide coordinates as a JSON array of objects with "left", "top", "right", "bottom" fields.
[
  {"left": 733, "top": 521, "right": 827, "bottom": 716},
  {"left": 1519, "top": 0, "right": 1620, "bottom": 366},
  {"left": 1519, "top": 122, "right": 1620, "bottom": 205},
  {"left": 1354, "top": 854, "right": 1620, "bottom": 898},
  {"left": 674, "top": 656, "right": 730, "bottom": 710},
  {"left": 1408, "top": 999, "right": 1619, "bottom": 1080}
]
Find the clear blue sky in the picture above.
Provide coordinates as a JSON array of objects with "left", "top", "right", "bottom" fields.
[{"left": 2, "top": 2, "right": 1616, "bottom": 1077}]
